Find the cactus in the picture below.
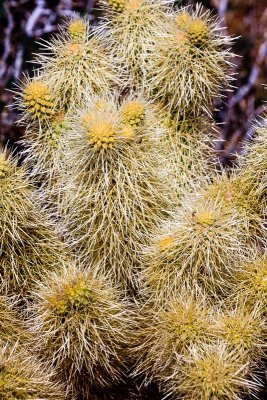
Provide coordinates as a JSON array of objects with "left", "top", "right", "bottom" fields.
[
  {"left": 132, "top": 291, "right": 215, "bottom": 384},
  {"left": 164, "top": 342, "right": 261, "bottom": 400},
  {"left": 214, "top": 302, "right": 265, "bottom": 358},
  {"left": 98, "top": 0, "right": 171, "bottom": 85},
  {"left": 121, "top": 98, "right": 146, "bottom": 127},
  {"left": 29, "top": 264, "right": 133, "bottom": 398},
  {"left": 9, "top": 3, "right": 267, "bottom": 400},
  {"left": 107, "top": 0, "right": 126, "bottom": 13},
  {"left": 141, "top": 195, "right": 248, "bottom": 302},
  {"left": 158, "top": 113, "right": 219, "bottom": 197},
  {"left": 238, "top": 117, "right": 267, "bottom": 210},
  {"left": 68, "top": 17, "right": 88, "bottom": 43},
  {"left": 0, "top": 342, "right": 64, "bottom": 400},
  {"left": 199, "top": 172, "right": 265, "bottom": 239},
  {"left": 15, "top": 76, "right": 57, "bottom": 125},
  {"left": 0, "top": 150, "right": 67, "bottom": 295},
  {"left": 58, "top": 96, "right": 171, "bottom": 290},
  {"left": 0, "top": 297, "right": 29, "bottom": 343},
  {"left": 22, "top": 80, "right": 55, "bottom": 121},
  {"left": 35, "top": 16, "right": 120, "bottom": 110},
  {"left": 233, "top": 254, "right": 267, "bottom": 312},
  {"left": 20, "top": 112, "right": 70, "bottom": 206},
  {"left": 146, "top": 5, "right": 234, "bottom": 116}
]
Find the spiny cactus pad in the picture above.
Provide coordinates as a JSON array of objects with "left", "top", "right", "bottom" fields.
[
  {"left": 133, "top": 294, "right": 215, "bottom": 383},
  {"left": 31, "top": 266, "right": 133, "bottom": 397},
  {"left": 165, "top": 343, "right": 260, "bottom": 400},
  {"left": 0, "top": 343, "right": 64, "bottom": 400},
  {"left": 141, "top": 197, "right": 248, "bottom": 302}
]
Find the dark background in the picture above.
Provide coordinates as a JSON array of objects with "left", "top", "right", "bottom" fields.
[{"left": 0, "top": 0, "right": 266, "bottom": 163}]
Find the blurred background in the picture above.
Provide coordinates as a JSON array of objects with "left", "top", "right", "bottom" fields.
[{"left": 0, "top": 0, "right": 266, "bottom": 163}]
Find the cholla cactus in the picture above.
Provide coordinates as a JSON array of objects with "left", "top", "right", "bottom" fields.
[
  {"left": 159, "top": 113, "right": 219, "bottom": 196},
  {"left": 0, "top": 342, "right": 64, "bottom": 400},
  {"left": 141, "top": 195, "right": 248, "bottom": 302},
  {"left": 29, "top": 265, "right": 133, "bottom": 398},
  {"left": 132, "top": 292, "right": 215, "bottom": 384},
  {"left": 35, "top": 16, "right": 121, "bottom": 109},
  {"left": 0, "top": 150, "right": 67, "bottom": 295},
  {"left": 21, "top": 112, "right": 70, "bottom": 205},
  {"left": 15, "top": 76, "right": 66, "bottom": 204},
  {"left": 164, "top": 342, "right": 261, "bottom": 400},
  {"left": 214, "top": 302, "right": 266, "bottom": 359},
  {"left": 147, "top": 5, "right": 234, "bottom": 116},
  {"left": 0, "top": 297, "right": 29, "bottom": 343},
  {"left": 133, "top": 296, "right": 265, "bottom": 394},
  {"left": 59, "top": 96, "right": 171, "bottom": 290},
  {"left": 11, "top": 3, "right": 267, "bottom": 400},
  {"left": 199, "top": 172, "right": 265, "bottom": 239},
  {"left": 238, "top": 117, "right": 267, "bottom": 210},
  {"left": 98, "top": 0, "right": 171, "bottom": 85},
  {"left": 233, "top": 254, "right": 267, "bottom": 312}
]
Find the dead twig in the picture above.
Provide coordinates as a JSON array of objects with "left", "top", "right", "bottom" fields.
[{"left": 229, "top": 36, "right": 267, "bottom": 107}]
